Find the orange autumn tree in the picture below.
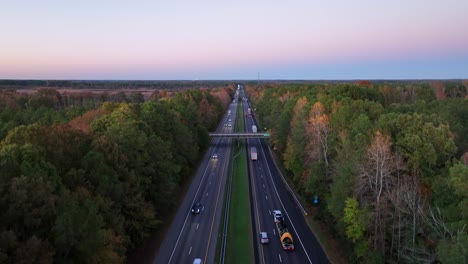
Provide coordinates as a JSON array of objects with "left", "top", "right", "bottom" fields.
[{"left": 306, "top": 102, "right": 330, "bottom": 168}]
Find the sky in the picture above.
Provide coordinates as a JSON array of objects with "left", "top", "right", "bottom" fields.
[{"left": 1, "top": 0, "right": 467, "bottom": 80}]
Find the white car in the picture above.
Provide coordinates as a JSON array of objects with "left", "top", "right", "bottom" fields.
[
  {"left": 212, "top": 153, "right": 218, "bottom": 159},
  {"left": 260, "top": 232, "right": 269, "bottom": 244},
  {"left": 273, "top": 210, "right": 283, "bottom": 222},
  {"left": 193, "top": 258, "right": 202, "bottom": 264}
]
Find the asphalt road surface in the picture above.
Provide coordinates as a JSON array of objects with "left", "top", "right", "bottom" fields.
[
  {"left": 155, "top": 86, "right": 329, "bottom": 264},
  {"left": 242, "top": 89, "right": 329, "bottom": 264},
  {"left": 153, "top": 97, "right": 239, "bottom": 264}
]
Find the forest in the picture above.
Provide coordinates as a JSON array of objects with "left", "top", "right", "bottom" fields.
[
  {"left": 247, "top": 80, "right": 467, "bottom": 263},
  {"left": 0, "top": 86, "right": 232, "bottom": 263},
  {"left": 0, "top": 80, "right": 232, "bottom": 90}
]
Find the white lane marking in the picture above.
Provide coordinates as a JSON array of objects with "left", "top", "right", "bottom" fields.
[
  {"left": 269, "top": 210, "right": 271, "bottom": 215},
  {"left": 263, "top": 184, "right": 265, "bottom": 189},
  {"left": 266, "top": 195, "right": 268, "bottom": 200},
  {"left": 260, "top": 141, "right": 314, "bottom": 263},
  {"left": 273, "top": 229, "right": 276, "bottom": 236},
  {"left": 206, "top": 192, "right": 209, "bottom": 196},
  {"left": 196, "top": 224, "right": 199, "bottom": 230},
  {"left": 189, "top": 247, "right": 192, "bottom": 255},
  {"left": 167, "top": 144, "right": 217, "bottom": 264},
  {"left": 279, "top": 254, "right": 282, "bottom": 263}
]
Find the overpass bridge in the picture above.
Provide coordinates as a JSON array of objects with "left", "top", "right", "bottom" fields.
[{"left": 209, "top": 132, "right": 270, "bottom": 139}]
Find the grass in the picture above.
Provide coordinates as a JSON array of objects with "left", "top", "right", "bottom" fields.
[{"left": 225, "top": 102, "right": 254, "bottom": 264}]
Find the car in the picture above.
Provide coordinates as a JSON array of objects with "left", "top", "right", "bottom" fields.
[
  {"left": 260, "top": 232, "right": 269, "bottom": 244},
  {"left": 273, "top": 210, "right": 283, "bottom": 222},
  {"left": 193, "top": 258, "right": 202, "bottom": 264},
  {"left": 228, "top": 118, "right": 231, "bottom": 122},
  {"left": 212, "top": 153, "right": 218, "bottom": 159},
  {"left": 228, "top": 123, "right": 232, "bottom": 127},
  {"left": 191, "top": 203, "right": 202, "bottom": 214}
]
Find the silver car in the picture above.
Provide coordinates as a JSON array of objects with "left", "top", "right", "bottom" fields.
[{"left": 260, "top": 232, "right": 269, "bottom": 244}]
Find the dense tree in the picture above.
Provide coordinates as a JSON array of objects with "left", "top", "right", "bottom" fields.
[
  {"left": 1, "top": 80, "right": 465, "bottom": 263},
  {"left": 248, "top": 80, "right": 467, "bottom": 263},
  {"left": 343, "top": 198, "right": 369, "bottom": 258},
  {"left": 390, "top": 113, "right": 456, "bottom": 174},
  {"left": 284, "top": 97, "right": 309, "bottom": 184},
  {"left": 0, "top": 86, "right": 227, "bottom": 262}
]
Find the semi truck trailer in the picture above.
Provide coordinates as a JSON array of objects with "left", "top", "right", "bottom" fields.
[
  {"left": 252, "top": 125, "right": 257, "bottom": 133},
  {"left": 276, "top": 219, "right": 294, "bottom": 250}
]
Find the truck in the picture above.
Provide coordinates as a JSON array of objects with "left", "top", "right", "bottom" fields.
[
  {"left": 275, "top": 219, "right": 294, "bottom": 250},
  {"left": 250, "top": 147, "right": 257, "bottom": 161},
  {"left": 252, "top": 125, "right": 257, "bottom": 133}
]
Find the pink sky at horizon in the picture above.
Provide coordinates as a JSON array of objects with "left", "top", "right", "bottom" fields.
[{"left": 1, "top": 0, "right": 467, "bottom": 79}]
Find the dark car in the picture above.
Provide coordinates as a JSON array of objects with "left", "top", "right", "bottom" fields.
[{"left": 191, "top": 203, "right": 202, "bottom": 214}]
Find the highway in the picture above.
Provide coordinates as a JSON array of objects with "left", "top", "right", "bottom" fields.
[
  {"left": 242, "top": 88, "right": 330, "bottom": 264},
  {"left": 154, "top": 85, "right": 329, "bottom": 264},
  {"left": 153, "top": 95, "right": 239, "bottom": 264}
]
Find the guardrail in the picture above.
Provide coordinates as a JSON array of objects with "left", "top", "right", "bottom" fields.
[{"left": 209, "top": 133, "right": 270, "bottom": 139}]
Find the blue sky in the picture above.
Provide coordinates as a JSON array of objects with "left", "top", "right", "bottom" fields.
[{"left": 1, "top": 0, "right": 467, "bottom": 79}]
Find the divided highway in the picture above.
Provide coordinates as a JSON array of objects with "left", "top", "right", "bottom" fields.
[{"left": 154, "top": 85, "right": 329, "bottom": 264}]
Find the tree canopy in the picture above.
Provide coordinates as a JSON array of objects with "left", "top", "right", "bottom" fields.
[
  {"left": 248, "top": 80, "right": 467, "bottom": 263},
  {"left": 0, "top": 86, "right": 229, "bottom": 263}
]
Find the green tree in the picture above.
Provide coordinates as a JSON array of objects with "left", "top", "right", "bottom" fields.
[
  {"left": 53, "top": 193, "right": 105, "bottom": 263},
  {"left": 391, "top": 114, "right": 457, "bottom": 174},
  {"left": 284, "top": 97, "right": 309, "bottom": 184},
  {"left": 343, "top": 198, "right": 369, "bottom": 258},
  {"left": 14, "top": 236, "right": 54, "bottom": 264}
]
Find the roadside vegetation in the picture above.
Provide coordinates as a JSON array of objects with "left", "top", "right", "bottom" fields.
[
  {"left": 225, "top": 101, "right": 254, "bottom": 264},
  {"left": 0, "top": 86, "right": 232, "bottom": 263},
  {"left": 248, "top": 80, "right": 468, "bottom": 263}
]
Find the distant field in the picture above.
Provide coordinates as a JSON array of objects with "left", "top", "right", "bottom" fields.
[{"left": 13, "top": 88, "right": 160, "bottom": 100}]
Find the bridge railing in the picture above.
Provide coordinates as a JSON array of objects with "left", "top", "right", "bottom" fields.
[{"left": 208, "top": 133, "right": 270, "bottom": 139}]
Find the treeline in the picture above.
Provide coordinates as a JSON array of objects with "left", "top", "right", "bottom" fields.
[
  {"left": 0, "top": 88, "right": 228, "bottom": 263},
  {"left": 0, "top": 80, "right": 233, "bottom": 90},
  {"left": 0, "top": 89, "right": 147, "bottom": 140},
  {"left": 248, "top": 80, "right": 467, "bottom": 263}
]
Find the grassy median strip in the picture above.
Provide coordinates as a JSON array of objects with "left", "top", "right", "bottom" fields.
[{"left": 225, "top": 102, "right": 253, "bottom": 264}]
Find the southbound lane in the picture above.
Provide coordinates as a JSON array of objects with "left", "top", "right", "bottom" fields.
[
  {"left": 154, "top": 99, "right": 238, "bottom": 264},
  {"left": 242, "top": 89, "right": 329, "bottom": 264}
]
